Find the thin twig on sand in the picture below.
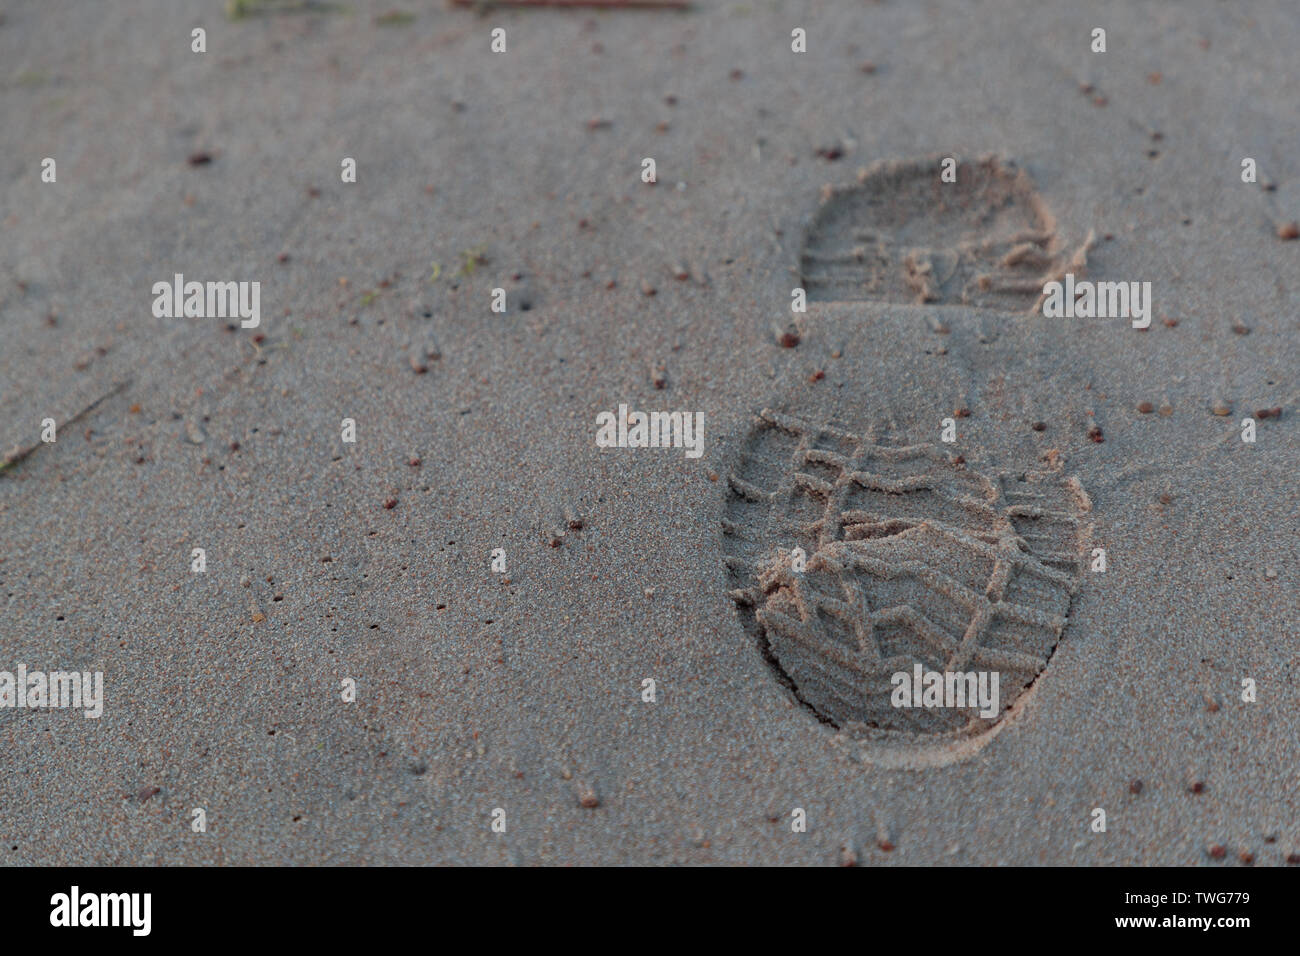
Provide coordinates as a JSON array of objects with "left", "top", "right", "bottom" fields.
[
  {"left": 450, "top": 0, "right": 689, "bottom": 8},
  {"left": 0, "top": 380, "right": 132, "bottom": 476}
]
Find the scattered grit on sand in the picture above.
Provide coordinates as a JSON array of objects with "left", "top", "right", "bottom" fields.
[{"left": 0, "top": 0, "right": 1297, "bottom": 865}]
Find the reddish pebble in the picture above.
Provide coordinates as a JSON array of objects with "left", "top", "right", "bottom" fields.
[
  {"left": 1088, "top": 425, "right": 1104, "bottom": 443},
  {"left": 1129, "top": 780, "right": 1143, "bottom": 795},
  {"left": 1208, "top": 844, "right": 1226, "bottom": 859},
  {"left": 383, "top": 497, "right": 397, "bottom": 510},
  {"left": 1277, "top": 221, "right": 1300, "bottom": 240}
]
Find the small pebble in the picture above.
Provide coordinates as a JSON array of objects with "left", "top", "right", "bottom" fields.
[
  {"left": 1129, "top": 779, "right": 1143, "bottom": 795},
  {"left": 1277, "top": 221, "right": 1300, "bottom": 240},
  {"left": 1031, "top": 421, "right": 1046, "bottom": 431},
  {"left": 876, "top": 823, "right": 894, "bottom": 852},
  {"left": 383, "top": 497, "right": 397, "bottom": 510},
  {"left": 1208, "top": 844, "right": 1226, "bottom": 859},
  {"left": 1137, "top": 401, "right": 1153, "bottom": 414},
  {"left": 138, "top": 786, "right": 161, "bottom": 802},
  {"left": 1210, "top": 401, "right": 1231, "bottom": 416},
  {"left": 1087, "top": 424, "right": 1104, "bottom": 443}
]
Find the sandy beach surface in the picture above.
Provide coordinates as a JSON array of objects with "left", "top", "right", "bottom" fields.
[{"left": 1, "top": 0, "right": 1297, "bottom": 865}]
